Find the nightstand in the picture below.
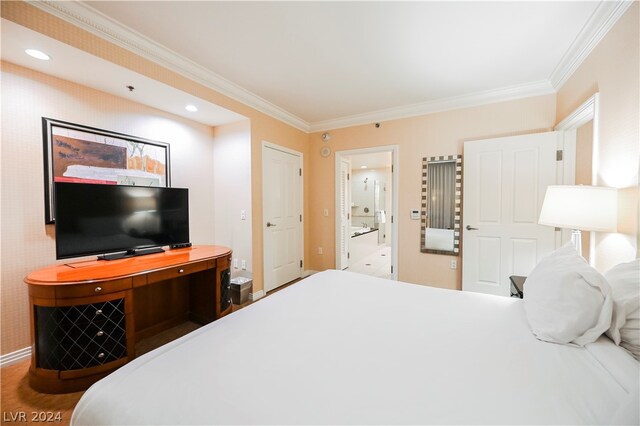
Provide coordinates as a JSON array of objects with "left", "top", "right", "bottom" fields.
[{"left": 509, "top": 275, "right": 526, "bottom": 299}]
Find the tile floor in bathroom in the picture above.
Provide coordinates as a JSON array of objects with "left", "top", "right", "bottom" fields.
[{"left": 346, "top": 244, "right": 392, "bottom": 279}]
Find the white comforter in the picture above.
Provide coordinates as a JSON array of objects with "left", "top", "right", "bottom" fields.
[{"left": 72, "top": 270, "right": 639, "bottom": 425}]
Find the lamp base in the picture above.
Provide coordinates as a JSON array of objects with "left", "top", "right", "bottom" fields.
[{"left": 570, "top": 229, "right": 582, "bottom": 256}]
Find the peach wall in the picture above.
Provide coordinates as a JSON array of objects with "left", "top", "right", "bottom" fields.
[
  {"left": 0, "top": 62, "right": 219, "bottom": 354},
  {"left": 307, "top": 95, "right": 557, "bottom": 289},
  {"left": 556, "top": 2, "right": 639, "bottom": 270}
]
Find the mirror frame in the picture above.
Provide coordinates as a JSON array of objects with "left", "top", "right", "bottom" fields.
[{"left": 420, "top": 155, "right": 462, "bottom": 255}]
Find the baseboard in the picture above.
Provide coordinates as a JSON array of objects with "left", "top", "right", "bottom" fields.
[
  {"left": 1, "top": 347, "right": 31, "bottom": 368},
  {"left": 251, "top": 272, "right": 317, "bottom": 301},
  {"left": 249, "top": 290, "right": 265, "bottom": 301}
]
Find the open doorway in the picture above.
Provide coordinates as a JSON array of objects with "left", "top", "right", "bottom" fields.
[{"left": 335, "top": 146, "right": 399, "bottom": 280}]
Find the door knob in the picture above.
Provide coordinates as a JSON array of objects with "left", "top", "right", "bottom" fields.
[
  {"left": 266, "top": 222, "right": 277, "bottom": 227},
  {"left": 466, "top": 225, "right": 479, "bottom": 231}
]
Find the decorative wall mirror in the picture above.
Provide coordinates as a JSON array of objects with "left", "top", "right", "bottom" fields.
[{"left": 420, "top": 155, "right": 462, "bottom": 255}]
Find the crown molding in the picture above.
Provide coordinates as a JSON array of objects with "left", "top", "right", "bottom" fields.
[
  {"left": 26, "top": 0, "right": 628, "bottom": 134},
  {"left": 27, "top": 0, "right": 311, "bottom": 132},
  {"left": 309, "top": 80, "right": 555, "bottom": 132},
  {"left": 549, "top": 1, "right": 633, "bottom": 90}
]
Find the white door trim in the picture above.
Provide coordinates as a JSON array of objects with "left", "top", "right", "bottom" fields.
[
  {"left": 554, "top": 93, "right": 600, "bottom": 265},
  {"left": 335, "top": 145, "right": 399, "bottom": 280},
  {"left": 554, "top": 92, "right": 599, "bottom": 185},
  {"left": 261, "top": 141, "right": 304, "bottom": 292},
  {"left": 338, "top": 157, "right": 352, "bottom": 269}
]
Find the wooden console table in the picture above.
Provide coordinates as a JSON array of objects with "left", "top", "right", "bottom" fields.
[{"left": 24, "top": 245, "right": 232, "bottom": 394}]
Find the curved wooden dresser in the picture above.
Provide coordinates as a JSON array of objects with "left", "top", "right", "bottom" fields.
[{"left": 25, "top": 245, "right": 232, "bottom": 394}]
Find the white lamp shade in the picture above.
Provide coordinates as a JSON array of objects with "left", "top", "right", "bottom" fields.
[{"left": 539, "top": 185, "right": 617, "bottom": 232}]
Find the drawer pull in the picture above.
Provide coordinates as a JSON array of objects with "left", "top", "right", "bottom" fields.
[
  {"left": 94, "top": 286, "right": 102, "bottom": 293},
  {"left": 95, "top": 309, "right": 103, "bottom": 316},
  {"left": 178, "top": 269, "right": 184, "bottom": 273},
  {"left": 96, "top": 331, "right": 104, "bottom": 337},
  {"left": 97, "top": 353, "right": 105, "bottom": 359}
]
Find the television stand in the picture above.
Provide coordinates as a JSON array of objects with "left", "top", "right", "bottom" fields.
[
  {"left": 24, "top": 245, "right": 232, "bottom": 393},
  {"left": 97, "top": 246, "right": 165, "bottom": 260}
]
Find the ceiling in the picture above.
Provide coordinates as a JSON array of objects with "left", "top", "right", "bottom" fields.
[
  {"left": 1, "top": 20, "right": 246, "bottom": 127},
  {"left": 4, "top": 1, "right": 632, "bottom": 132}
]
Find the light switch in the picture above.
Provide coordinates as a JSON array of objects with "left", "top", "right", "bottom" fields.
[
  {"left": 323, "top": 208, "right": 329, "bottom": 217},
  {"left": 410, "top": 210, "right": 420, "bottom": 220},
  {"left": 240, "top": 210, "right": 247, "bottom": 220}
]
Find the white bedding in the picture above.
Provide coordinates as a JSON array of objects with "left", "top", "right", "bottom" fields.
[{"left": 72, "top": 270, "right": 639, "bottom": 425}]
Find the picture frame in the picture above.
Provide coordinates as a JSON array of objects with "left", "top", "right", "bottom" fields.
[{"left": 42, "top": 117, "right": 171, "bottom": 223}]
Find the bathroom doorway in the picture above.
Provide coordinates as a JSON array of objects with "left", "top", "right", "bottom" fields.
[{"left": 335, "top": 146, "right": 398, "bottom": 280}]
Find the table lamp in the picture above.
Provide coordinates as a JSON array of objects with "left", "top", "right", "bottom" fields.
[{"left": 538, "top": 185, "right": 617, "bottom": 256}]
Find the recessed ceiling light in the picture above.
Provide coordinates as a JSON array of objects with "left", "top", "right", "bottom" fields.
[
  {"left": 25, "top": 49, "right": 50, "bottom": 60},
  {"left": 185, "top": 104, "right": 198, "bottom": 112},
  {"left": 360, "top": 165, "right": 367, "bottom": 169}
]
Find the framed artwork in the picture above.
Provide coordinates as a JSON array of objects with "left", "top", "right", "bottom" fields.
[{"left": 42, "top": 117, "right": 171, "bottom": 223}]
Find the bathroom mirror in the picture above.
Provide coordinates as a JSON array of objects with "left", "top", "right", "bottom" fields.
[{"left": 420, "top": 155, "right": 462, "bottom": 255}]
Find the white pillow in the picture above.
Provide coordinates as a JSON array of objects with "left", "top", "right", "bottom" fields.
[
  {"left": 524, "top": 243, "right": 613, "bottom": 346},
  {"left": 605, "top": 259, "right": 640, "bottom": 359}
]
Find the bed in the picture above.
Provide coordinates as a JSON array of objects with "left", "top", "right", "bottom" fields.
[{"left": 72, "top": 269, "right": 639, "bottom": 425}]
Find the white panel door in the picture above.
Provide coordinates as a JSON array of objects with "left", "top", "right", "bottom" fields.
[
  {"left": 338, "top": 158, "right": 351, "bottom": 269},
  {"left": 263, "top": 145, "right": 302, "bottom": 293},
  {"left": 462, "top": 132, "right": 558, "bottom": 296}
]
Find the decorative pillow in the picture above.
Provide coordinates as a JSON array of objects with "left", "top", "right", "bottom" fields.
[
  {"left": 605, "top": 259, "right": 640, "bottom": 360},
  {"left": 523, "top": 243, "right": 613, "bottom": 346}
]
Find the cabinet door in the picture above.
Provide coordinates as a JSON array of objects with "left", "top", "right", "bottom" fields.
[
  {"left": 219, "top": 269, "right": 231, "bottom": 316},
  {"left": 35, "top": 296, "right": 128, "bottom": 371}
]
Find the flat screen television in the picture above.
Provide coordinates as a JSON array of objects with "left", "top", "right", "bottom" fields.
[{"left": 55, "top": 182, "right": 190, "bottom": 260}]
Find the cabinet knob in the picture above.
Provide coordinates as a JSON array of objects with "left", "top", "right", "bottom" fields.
[
  {"left": 97, "top": 353, "right": 105, "bottom": 359},
  {"left": 95, "top": 309, "right": 103, "bottom": 316},
  {"left": 178, "top": 269, "right": 184, "bottom": 273},
  {"left": 96, "top": 330, "right": 104, "bottom": 337},
  {"left": 94, "top": 286, "right": 102, "bottom": 293}
]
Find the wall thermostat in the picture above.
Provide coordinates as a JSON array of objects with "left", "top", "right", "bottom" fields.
[{"left": 410, "top": 210, "right": 420, "bottom": 220}]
